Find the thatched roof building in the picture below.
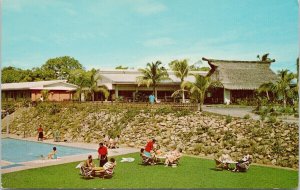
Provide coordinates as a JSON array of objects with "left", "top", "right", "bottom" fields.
[
  {"left": 203, "top": 57, "right": 278, "bottom": 89},
  {"left": 202, "top": 57, "right": 278, "bottom": 104}
]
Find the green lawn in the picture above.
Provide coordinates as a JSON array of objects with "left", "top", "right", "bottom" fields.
[{"left": 2, "top": 153, "right": 298, "bottom": 188}]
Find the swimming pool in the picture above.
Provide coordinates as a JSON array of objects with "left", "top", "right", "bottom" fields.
[{"left": 2, "top": 138, "right": 95, "bottom": 163}]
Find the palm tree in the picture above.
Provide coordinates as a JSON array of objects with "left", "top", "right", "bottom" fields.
[
  {"left": 257, "top": 53, "right": 275, "bottom": 62},
  {"left": 69, "top": 69, "right": 109, "bottom": 101},
  {"left": 182, "top": 74, "right": 219, "bottom": 111},
  {"left": 137, "top": 61, "right": 170, "bottom": 101},
  {"left": 273, "top": 69, "right": 295, "bottom": 108},
  {"left": 169, "top": 59, "right": 189, "bottom": 103},
  {"left": 257, "top": 82, "right": 274, "bottom": 101},
  {"left": 87, "top": 69, "right": 110, "bottom": 101},
  {"left": 69, "top": 69, "right": 90, "bottom": 101}
]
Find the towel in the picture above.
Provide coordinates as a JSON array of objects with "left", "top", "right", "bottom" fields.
[{"left": 120, "top": 158, "right": 135, "bottom": 162}]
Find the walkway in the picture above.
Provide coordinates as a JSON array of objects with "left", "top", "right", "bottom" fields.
[
  {"left": 1, "top": 134, "right": 139, "bottom": 174},
  {"left": 203, "top": 105, "right": 298, "bottom": 123},
  {"left": 203, "top": 105, "right": 259, "bottom": 119}
]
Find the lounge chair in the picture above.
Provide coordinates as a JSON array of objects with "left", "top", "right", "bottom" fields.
[
  {"left": 80, "top": 166, "right": 94, "bottom": 178},
  {"left": 140, "top": 154, "right": 155, "bottom": 165},
  {"left": 214, "top": 159, "right": 229, "bottom": 170},
  {"left": 94, "top": 167, "right": 115, "bottom": 179},
  {"left": 232, "top": 154, "right": 252, "bottom": 172},
  {"left": 165, "top": 156, "right": 181, "bottom": 166}
]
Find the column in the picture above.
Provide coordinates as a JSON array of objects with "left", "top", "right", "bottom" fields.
[
  {"left": 224, "top": 88, "right": 231, "bottom": 105},
  {"left": 115, "top": 85, "right": 119, "bottom": 99}
]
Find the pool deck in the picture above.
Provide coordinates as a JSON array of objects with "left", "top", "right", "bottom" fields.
[{"left": 1, "top": 134, "right": 139, "bottom": 174}]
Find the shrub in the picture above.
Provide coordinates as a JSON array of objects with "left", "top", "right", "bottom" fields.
[
  {"left": 175, "top": 109, "right": 192, "bottom": 117},
  {"left": 267, "top": 115, "right": 277, "bottom": 123},
  {"left": 237, "top": 139, "right": 250, "bottom": 148},
  {"left": 154, "top": 107, "right": 173, "bottom": 115},
  {"left": 223, "top": 131, "right": 236, "bottom": 141},
  {"left": 225, "top": 115, "right": 232, "bottom": 124},
  {"left": 49, "top": 104, "right": 61, "bottom": 115},
  {"left": 243, "top": 114, "right": 250, "bottom": 119},
  {"left": 193, "top": 143, "right": 204, "bottom": 153}
]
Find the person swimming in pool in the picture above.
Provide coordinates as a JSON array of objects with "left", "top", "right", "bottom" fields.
[{"left": 48, "top": 147, "right": 58, "bottom": 159}]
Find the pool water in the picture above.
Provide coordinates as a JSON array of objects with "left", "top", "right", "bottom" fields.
[{"left": 2, "top": 138, "right": 95, "bottom": 163}]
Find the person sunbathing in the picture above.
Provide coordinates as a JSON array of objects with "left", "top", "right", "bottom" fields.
[
  {"left": 164, "top": 148, "right": 182, "bottom": 167},
  {"left": 232, "top": 154, "right": 252, "bottom": 172}
]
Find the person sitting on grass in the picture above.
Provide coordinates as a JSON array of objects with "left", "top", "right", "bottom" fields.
[
  {"left": 81, "top": 155, "right": 97, "bottom": 178},
  {"left": 140, "top": 148, "right": 155, "bottom": 165},
  {"left": 48, "top": 147, "right": 57, "bottom": 159},
  {"left": 164, "top": 148, "right": 182, "bottom": 167}
]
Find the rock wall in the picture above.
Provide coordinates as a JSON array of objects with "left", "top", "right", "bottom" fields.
[{"left": 5, "top": 105, "right": 299, "bottom": 168}]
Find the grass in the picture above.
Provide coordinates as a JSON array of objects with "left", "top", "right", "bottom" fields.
[{"left": 2, "top": 153, "right": 298, "bottom": 188}]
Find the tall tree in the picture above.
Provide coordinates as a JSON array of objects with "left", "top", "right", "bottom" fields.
[
  {"left": 169, "top": 59, "right": 189, "bottom": 103},
  {"left": 41, "top": 56, "right": 83, "bottom": 80},
  {"left": 182, "top": 74, "right": 220, "bottom": 111},
  {"left": 69, "top": 69, "right": 109, "bottom": 101},
  {"left": 69, "top": 69, "right": 90, "bottom": 101},
  {"left": 87, "top": 69, "right": 109, "bottom": 101},
  {"left": 273, "top": 69, "right": 295, "bottom": 108},
  {"left": 1, "top": 67, "right": 31, "bottom": 83},
  {"left": 137, "top": 61, "right": 170, "bottom": 101}
]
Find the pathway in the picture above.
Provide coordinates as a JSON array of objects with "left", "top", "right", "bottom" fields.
[{"left": 203, "top": 105, "right": 298, "bottom": 123}]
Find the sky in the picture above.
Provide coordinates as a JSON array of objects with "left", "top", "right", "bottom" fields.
[{"left": 2, "top": 0, "right": 299, "bottom": 72}]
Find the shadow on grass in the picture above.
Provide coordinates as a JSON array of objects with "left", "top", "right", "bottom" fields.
[{"left": 210, "top": 168, "right": 224, "bottom": 171}]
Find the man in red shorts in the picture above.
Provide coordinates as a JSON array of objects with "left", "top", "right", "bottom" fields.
[{"left": 98, "top": 142, "right": 108, "bottom": 167}]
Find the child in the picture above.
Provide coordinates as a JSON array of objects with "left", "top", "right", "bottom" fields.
[{"left": 48, "top": 147, "right": 57, "bottom": 159}]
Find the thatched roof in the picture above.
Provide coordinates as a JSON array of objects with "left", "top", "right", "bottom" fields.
[{"left": 202, "top": 57, "right": 278, "bottom": 90}]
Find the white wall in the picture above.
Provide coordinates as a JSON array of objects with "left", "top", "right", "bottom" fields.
[{"left": 224, "top": 89, "right": 231, "bottom": 105}]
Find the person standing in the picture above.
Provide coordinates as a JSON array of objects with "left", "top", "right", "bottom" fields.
[
  {"left": 37, "top": 125, "right": 43, "bottom": 141},
  {"left": 98, "top": 143, "right": 108, "bottom": 167},
  {"left": 149, "top": 94, "right": 155, "bottom": 104},
  {"left": 144, "top": 139, "right": 156, "bottom": 157}
]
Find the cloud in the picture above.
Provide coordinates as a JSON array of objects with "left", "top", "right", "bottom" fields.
[
  {"left": 132, "top": 0, "right": 166, "bottom": 15},
  {"left": 143, "top": 37, "right": 175, "bottom": 47}
]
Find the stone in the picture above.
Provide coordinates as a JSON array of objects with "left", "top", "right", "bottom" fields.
[
  {"left": 162, "top": 139, "right": 170, "bottom": 144},
  {"left": 128, "top": 142, "right": 135, "bottom": 147},
  {"left": 145, "top": 129, "right": 152, "bottom": 134},
  {"left": 160, "top": 122, "right": 167, "bottom": 126}
]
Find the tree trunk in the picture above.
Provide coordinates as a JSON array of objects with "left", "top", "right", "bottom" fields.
[
  {"left": 92, "top": 92, "right": 95, "bottom": 102},
  {"left": 197, "top": 103, "right": 200, "bottom": 111},
  {"left": 283, "top": 97, "right": 287, "bottom": 108},
  {"left": 182, "top": 88, "right": 185, "bottom": 103},
  {"left": 266, "top": 91, "right": 270, "bottom": 101}
]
